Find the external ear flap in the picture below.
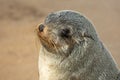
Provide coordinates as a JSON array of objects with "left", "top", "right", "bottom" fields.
[{"left": 81, "top": 31, "right": 94, "bottom": 41}]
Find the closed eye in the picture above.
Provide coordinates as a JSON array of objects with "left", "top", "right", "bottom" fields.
[{"left": 60, "top": 29, "right": 70, "bottom": 38}]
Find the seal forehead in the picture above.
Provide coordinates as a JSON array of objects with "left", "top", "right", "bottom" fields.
[{"left": 44, "top": 10, "right": 84, "bottom": 26}]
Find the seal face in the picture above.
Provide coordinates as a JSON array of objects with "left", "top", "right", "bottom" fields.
[
  {"left": 36, "top": 10, "right": 120, "bottom": 80},
  {"left": 37, "top": 10, "right": 96, "bottom": 56}
]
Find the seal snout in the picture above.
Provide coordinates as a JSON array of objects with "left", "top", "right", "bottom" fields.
[{"left": 38, "top": 24, "right": 45, "bottom": 32}]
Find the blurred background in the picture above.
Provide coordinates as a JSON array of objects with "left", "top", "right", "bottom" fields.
[{"left": 0, "top": 0, "right": 120, "bottom": 80}]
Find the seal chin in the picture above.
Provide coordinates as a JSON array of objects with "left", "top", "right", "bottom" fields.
[{"left": 39, "top": 37, "right": 70, "bottom": 56}]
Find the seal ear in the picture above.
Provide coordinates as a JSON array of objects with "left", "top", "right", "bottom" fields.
[{"left": 81, "top": 31, "right": 94, "bottom": 41}]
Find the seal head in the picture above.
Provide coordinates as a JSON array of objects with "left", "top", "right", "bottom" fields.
[{"left": 37, "top": 10, "right": 97, "bottom": 57}]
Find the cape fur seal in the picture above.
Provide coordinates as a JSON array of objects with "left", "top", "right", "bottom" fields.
[{"left": 36, "top": 10, "right": 120, "bottom": 80}]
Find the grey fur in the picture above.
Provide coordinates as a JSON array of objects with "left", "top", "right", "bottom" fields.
[{"left": 38, "top": 10, "right": 120, "bottom": 80}]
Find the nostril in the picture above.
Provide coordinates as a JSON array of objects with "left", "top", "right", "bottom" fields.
[{"left": 39, "top": 24, "right": 45, "bottom": 32}]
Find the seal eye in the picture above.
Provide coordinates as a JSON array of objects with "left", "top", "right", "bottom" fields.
[{"left": 60, "top": 29, "right": 70, "bottom": 38}]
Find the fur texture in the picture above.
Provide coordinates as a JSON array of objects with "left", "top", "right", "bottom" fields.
[{"left": 37, "top": 10, "right": 120, "bottom": 80}]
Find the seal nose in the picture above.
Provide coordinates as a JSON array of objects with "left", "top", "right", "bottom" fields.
[{"left": 38, "top": 24, "right": 45, "bottom": 32}]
